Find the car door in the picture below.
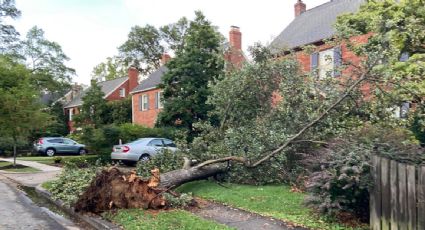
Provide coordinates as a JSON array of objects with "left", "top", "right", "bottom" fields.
[
  {"left": 50, "top": 138, "right": 66, "bottom": 153},
  {"left": 162, "top": 139, "right": 177, "bottom": 152},
  {"left": 62, "top": 138, "right": 78, "bottom": 153},
  {"left": 147, "top": 139, "right": 165, "bottom": 155}
]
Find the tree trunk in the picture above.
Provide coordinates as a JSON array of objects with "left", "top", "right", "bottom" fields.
[
  {"left": 159, "top": 163, "right": 227, "bottom": 188},
  {"left": 13, "top": 144, "right": 16, "bottom": 167},
  {"left": 74, "top": 164, "right": 227, "bottom": 213}
]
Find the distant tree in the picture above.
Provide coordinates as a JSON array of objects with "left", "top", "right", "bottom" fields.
[
  {"left": 118, "top": 25, "right": 164, "bottom": 75},
  {"left": 74, "top": 81, "right": 107, "bottom": 128},
  {"left": 105, "top": 98, "right": 132, "bottom": 125},
  {"left": 118, "top": 17, "right": 189, "bottom": 75},
  {"left": 0, "top": 0, "right": 21, "bottom": 54},
  {"left": 91, "top": 56, "right": 127, "bottom": 81},
  {"left": 0, "top": 55, "right": 51, "bottom": 165},
  {"left": 157, "top": 11, "right": 224, "bottom": 133},
  {"left": 159, "top": 17, "right": 189, "bottom": 51},
  {"left": 21, "top": 26, "right": 75, "bottom": 94}
]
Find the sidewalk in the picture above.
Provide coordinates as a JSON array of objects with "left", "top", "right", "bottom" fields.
[
  {"left": 0, "top": 157, "right": 61, "bottom": 172},
  {"left": 0, "top": 157, "right": 62, "bottom": 187}
]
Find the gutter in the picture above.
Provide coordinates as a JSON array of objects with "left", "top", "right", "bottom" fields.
[{"left": 35, "top": 185, "right": 120, "bottom": 230}]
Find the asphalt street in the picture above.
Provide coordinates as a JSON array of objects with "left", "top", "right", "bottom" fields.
[{"left": 0, "top": 177, "right": 70, "bottom": 230}]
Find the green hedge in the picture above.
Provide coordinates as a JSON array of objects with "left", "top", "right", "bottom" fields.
[{"left": 68, "top": 123, "right": 178, "bottom": 155}]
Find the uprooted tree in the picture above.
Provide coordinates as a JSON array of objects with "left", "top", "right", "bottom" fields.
[{"left": 75, "top": 0, "right": 425, "bottom": 212}]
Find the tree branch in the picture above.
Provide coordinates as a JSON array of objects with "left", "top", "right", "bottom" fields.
[
  {"left": 250, "top": 71, "right": 370, "bottom": 167},
  {"left": 193, "top": 156, "right": 247, "bottom": 169}
]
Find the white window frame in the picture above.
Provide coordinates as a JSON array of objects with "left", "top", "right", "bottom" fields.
[
  {"left": 142, "top": 94, "right": 149, "bottom": 111},
  {"left": 318, "top": 48, "right": 335, "bottom": 79},
  {"left": 69, "top": 109, "right": 73, "bottom": 121},
  {"left": 119, "top": 88, "right": 126, "bottom": 97},
  {"left": 156, "top": 91, "right": 163, "bottom": 109}
]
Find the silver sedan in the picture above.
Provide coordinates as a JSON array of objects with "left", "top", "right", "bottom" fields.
[{"left": 111, "top": 138, "right": 178, "bottom": 165}]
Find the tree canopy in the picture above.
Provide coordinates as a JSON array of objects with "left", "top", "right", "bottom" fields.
[
  {"left": 0, "top": 0, "right": 20, "bottom": 54},
  {"left": 157, "top": 11, "right": 224, "bottom": 133},
  {"left": 20, "top": 26, "right": 75, "bottom": 94},
  {"left": 116, "top": 17, "right": 189, "bottom": 76}
]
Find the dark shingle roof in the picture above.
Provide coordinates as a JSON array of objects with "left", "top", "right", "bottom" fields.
[
  {"left": 131, "top": 66, "right": 168, "bottom": 93},
  {"left": 270, "top": 0, "right": 364, "bottom": 50},
  {"left": 64, "top": 77, "right": 128, "bottom": 108}
]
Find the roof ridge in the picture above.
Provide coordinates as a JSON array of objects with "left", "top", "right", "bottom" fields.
[
  {"left": 97, "top": 76, "right": 128, "bottom": 84},
  {"left": 304, "top": 0, "right": 344, "bottom": 14}
]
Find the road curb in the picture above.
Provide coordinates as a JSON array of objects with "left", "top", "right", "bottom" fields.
[{"left": 35, "top": 184, "right": 120, "bottom": 230}]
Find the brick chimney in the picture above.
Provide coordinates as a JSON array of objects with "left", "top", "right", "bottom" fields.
[
  {"left": 161, "top": 53, "right": 171, "bottom": 65},
  {"left": 225, "top": 26, "right": 244, "bottom": 69},
  {"left": 295, "top": 0, "right": 306, "bottom": 17},
  {"left": 128, "top": 66, "right": 139, "bottom": 91},
  {"left": 229, "top": 26, "right": 242, "bottom": 50}
]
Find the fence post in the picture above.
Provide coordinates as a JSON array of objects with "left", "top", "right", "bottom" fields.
[
  {"left": 371, "top": 155, "right": 382, "bottom": 230},
  {"left": 381, "top": 157, "right": 391, "bottom": 230},
  {"left": 390, "top": 160, "right": 398, "bottom": 230},
  {"left": 418, "top": 166, "right": 425, "bottom": 230}
]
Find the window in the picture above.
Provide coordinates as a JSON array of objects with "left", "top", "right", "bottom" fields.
[
  {"left": 47, "top": 138, "right": 62, "bottom": 143},
  {"left": 389, "top": 102, "right": 410, "bottom": 119},
  {"left": 163, "top": 139, "right": 176, "bottom": 147},
  {"left": 311, "top": 47, "right": 342, "bottom": 79},
  {"left": 119, "top": 88, "right": 126, "bottom": 97},
  {"left": 155, "top": 91, "right": 163, "bottom": 109},
  {"left": 69, "top": 109, "right": 73, "bottom": 121},
  {"left": 141, "top": 94, "right": 149, "bottom": 111},
  {"left": 63, "top": 139, "right": 75, "bottom": 145},
  {"left": 148, "top": 139, "right": 163, "bottom": 147}
]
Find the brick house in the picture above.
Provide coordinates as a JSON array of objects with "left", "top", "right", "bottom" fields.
[
  {"left": 271, "top": 0, "right": 410, "bottom": 117},
  {"left": 64, "top": 67, "right": 139, "bottom": 132},
  {"left": 131, "top": 26, "right": 245, "bottom": 127},
  {"left": 270, "top": 0, "right": 365, "bottom": 74}
]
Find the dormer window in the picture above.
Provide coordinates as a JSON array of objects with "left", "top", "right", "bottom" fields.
[{"left": 119, "top": 88, "right": 126, "bottom": 97}]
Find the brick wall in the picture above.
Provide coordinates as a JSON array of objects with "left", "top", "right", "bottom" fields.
[
  {"left": 106, "top": 81, "right": 130, "bottom": 101},
  {"left": 132, "top": 88, "right": 162, "bottom": 127}
]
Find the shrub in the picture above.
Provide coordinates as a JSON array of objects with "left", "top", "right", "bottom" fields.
[
  {"left": 63, "top": 155, "right": 106, "bottom": 168},
  {"left": 136, "top": 150, "right": 185, "bottom": 178},
  {"left": 53, "top": 156, "right": 62, "bottom": 164},
  {"left": 305, "top": 141, "right": 372, "bottom": 221},
  {"left": 69, "top": 123, "right": 178, "bottom": 155},
  {"left": 305, "top": 124, "right": 422, "bottom": 221},
  {"left": 48, "top": 166, "right": 98, "bottom": 206},
  {"left": 163, "top": 193, "right": 194, "bottom": 208}
]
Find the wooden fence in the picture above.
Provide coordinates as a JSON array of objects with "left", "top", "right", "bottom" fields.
[{"left": 371, "top": 155, "right": 425, "bottom": 230}]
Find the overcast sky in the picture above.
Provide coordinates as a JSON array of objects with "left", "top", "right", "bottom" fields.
[{"left": 12, "top": 0, "right": 329, "bottom": 84}]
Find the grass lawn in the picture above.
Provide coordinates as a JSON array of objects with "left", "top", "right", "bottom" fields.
[
  {"left": 41, "top": 180, "right": 54, "bottom": 190},
  {"left": 17, "top": 155, "right": 99, "bottom": 166},
  {"left": 0, "top": 161, "right": 41, "bottom": 173},
  {"left": 177, "top": 181, "right": 367, "bottom": 230},
  {"left": 103, "top": 209, "right": 233, "bottom": 230}
]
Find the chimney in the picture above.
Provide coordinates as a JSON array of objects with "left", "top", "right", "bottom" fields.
[
  {"left": 294, "top": 0, "right": 306, "bottom": 17},
  {"left": 229, "top": 26, "right": 242, "bottom": 50},
  {"left": 161, "top": 53, "right": 171, "bottom": 65},
  {"left": 128, "top": 66, "right": 139, "bottom": 91},
  {"left": 225, "top": 26, "right": 244, "bottom": 69}
]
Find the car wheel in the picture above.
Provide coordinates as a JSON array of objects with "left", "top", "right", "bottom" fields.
[
  {"left": 45, "top": 148, "right": 56, "bottom": 157},
  {"left": 139, "top": 154, "right": 150, "bottom": 162},
  {"left": 78, "top": 148, "right": 87, "bottom": 155}
]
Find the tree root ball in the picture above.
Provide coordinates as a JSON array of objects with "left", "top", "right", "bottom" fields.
[{"left": 74, "top": 167, "right": 167, "bottom": 213}]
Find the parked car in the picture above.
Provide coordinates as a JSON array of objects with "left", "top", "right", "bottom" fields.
[
  {"left": 111, "top": 138, "right": 178, "bottom": 166},
  {"left": 34, "top": 137, "right": 87, "bottom": 156}
]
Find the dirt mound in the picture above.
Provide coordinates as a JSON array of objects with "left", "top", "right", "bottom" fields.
[{"left": 74, "top": 167, "right": 167, "bottom": 213}]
